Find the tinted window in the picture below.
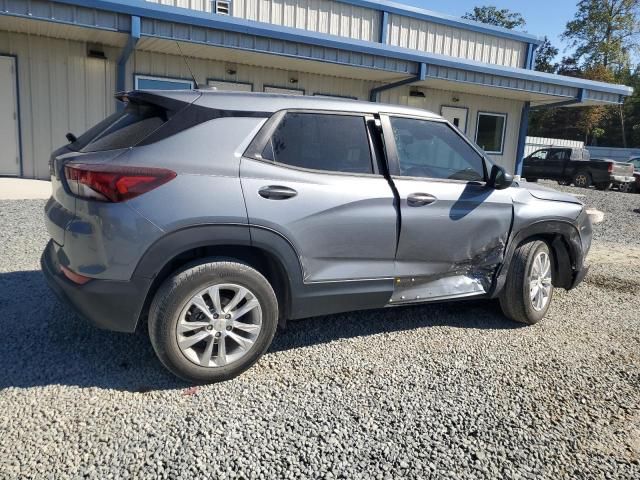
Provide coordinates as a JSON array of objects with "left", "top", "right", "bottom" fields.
[
  {"left": 476, "top": 113, "right": 506, "bottom": 154},
  {"left": 548, "top": 150, "right": 568, "bottom": 161},
  {"left": 72, "top": 102, "right": 169, "bottom": 153},
  {"left": 530, "top": 150, "right": 548, "bottom": 160},
  {"left": 390, "top": 117, "right": 485, "bottom": 182},
  {"left": 265, "top": 113, "right": 373, "bottom": 174}
]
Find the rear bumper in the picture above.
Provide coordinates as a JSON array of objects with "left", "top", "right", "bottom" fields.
[
  {"left": 41, "top": 240, "right": 151, "bottom": 333},
  {"left": 612, "top": 175, "right": 634, "bottom": 183}
]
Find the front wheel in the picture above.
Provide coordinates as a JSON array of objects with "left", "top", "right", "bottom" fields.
[
  {"left": 499, "top": 240, "right": 554, "bottom": 325},
  {"left": 148, "top": 260, "right": 278, "bottom": 383},
  {"left": 573, "top": 171, "right": 592, "bottom": 188}
]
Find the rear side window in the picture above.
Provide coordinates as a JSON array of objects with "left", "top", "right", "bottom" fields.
[
  {"left": 71, "top": 102, "right": 170, "bottom": 153},
  {"left": 262, "top": 113, "right": 373, "bottom": 174}
]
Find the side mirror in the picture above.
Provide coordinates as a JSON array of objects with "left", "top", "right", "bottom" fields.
[{"left": 488, "top": 164, "right": 513, "bottom": 190}]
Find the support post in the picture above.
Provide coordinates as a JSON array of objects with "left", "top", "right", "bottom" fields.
[
  {"left": 116, "top": 15, "right": 141, "bottom": 110},
  {"left": 515, "top": 101, "right": 530, "bottom": 176}
]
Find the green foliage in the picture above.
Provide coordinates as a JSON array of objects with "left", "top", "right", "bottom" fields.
[
  {"left": 562, "top": 0, "right": 639, "bottom": 71},
  {"left": 462, "top": 6, "right": 526, "bottom": 29},
  {"left": 535, "top": 37, "right": 560, "bottom": 73}
]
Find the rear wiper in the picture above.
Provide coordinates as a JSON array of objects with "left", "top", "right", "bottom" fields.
[{"left": 65, "top": 132, "right": 77, "bottom": 143}]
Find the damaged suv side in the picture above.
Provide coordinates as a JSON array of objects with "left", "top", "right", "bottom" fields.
[{"left": 42, "top": 91, "right": 592, "bottom": 383}]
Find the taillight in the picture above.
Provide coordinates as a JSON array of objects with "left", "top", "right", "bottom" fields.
[
  {"left": 64, "top": 163, "right": 176, "bottom": 202},
  {"left": 608, "top": 162, "right": 614, "bottom": 173}
]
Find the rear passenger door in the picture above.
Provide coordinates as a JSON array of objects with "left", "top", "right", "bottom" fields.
[{"left": 241, "top": 111, "right": 398, "bottom": 283}]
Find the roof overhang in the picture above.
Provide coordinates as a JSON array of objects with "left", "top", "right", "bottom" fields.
[{"left": 0, "top": 0, "right": 632, "bottom": 105}]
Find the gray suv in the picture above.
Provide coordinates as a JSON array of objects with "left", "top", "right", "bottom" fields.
[{"left": 42, "top": 90, "right": 592, "bottom": 383}]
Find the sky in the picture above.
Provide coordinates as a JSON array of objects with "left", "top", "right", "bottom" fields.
[{"left": 398, "top": 0, "right": 579, "bottom": 59}]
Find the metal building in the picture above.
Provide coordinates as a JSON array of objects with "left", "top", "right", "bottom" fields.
[{"left": 0, "top": 0, "right": 633, "bottom": 179}]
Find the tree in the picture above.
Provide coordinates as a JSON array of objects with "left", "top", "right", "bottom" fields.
[
  {"left": 534, "top": 37, "right": 560, "bottom": 73},
  {"left": 462, "top": 6, "right": 526, "bottom": 29},
  {"left": 563, "top": 0, "right": 640, "bottom": 71}
]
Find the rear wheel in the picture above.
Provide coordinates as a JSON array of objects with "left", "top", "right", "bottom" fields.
[
  {"left": 573, "top": 171, "right": 592, "bottom": 188},
  {"left": 618, "top": 182, "right": 632, "bottom": 193},
  {"left": 499, "top": 240, "right": 554, "bottom": 325},
  {"left": 148, "top": 260, "right": 278, "bottom": 383}
]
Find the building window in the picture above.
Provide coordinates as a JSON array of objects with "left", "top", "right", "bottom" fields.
[
  {"left": 263, "top": 113, "right": 373, "bottom": 174},
  {"left": 263, "top": 85, "right": 305, "bottom": 96},
  {"left": 134, "top": 75, "right": 194, "bottom": 91},
  {"left": 212, "top": 0, "right": 232, "bottom": 15},
  {"left": 475, "top": 112, "right": 506, "bottom": 155},
  {"left": 207, "top": 79, "right": 253, "bottom": 92}
]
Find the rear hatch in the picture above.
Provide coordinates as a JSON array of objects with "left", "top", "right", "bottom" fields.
[
  {"left": 611, "top": 161, "right": 634, "bottom": 177},
  {"left": 45, "top": 90, "right": 199, "bottom": 245}
]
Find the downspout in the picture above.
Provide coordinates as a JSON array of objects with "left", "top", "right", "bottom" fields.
[
  {"left": 369, "top": 62, "right": 427, "bottom": 103},
  {"left": 116, "top": 15, "right": 141, "bottom": 110}
]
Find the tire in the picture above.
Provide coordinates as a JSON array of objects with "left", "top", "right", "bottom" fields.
[
  {"left": 499, "top": 240, "right": 554, "bottom": 325},
  {"left": 148, "top": 260, "right": 278, "bottom": 384},
  {"left": 595, "top": 182, "right": 612, "bottom": 191},
  {"left": 618, "top": 183, "right": 631, "bottom": 193},
  {"left": 557, "top": 179, "right": 570, "bottom": 186},
  {"left": 573, "top": 171, "right": 592, "bottom": 188}
]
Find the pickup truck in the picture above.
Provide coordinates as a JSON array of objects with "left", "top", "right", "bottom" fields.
[
  {"left": 624, "top": 157, "right": 640, "bottom": 193},
  {"left": 522, "top": 147, "right": 635, "bottom": 190}
]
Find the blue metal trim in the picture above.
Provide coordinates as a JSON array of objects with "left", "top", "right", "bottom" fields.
[
  {"left": 515, "top": 102, "right": 530, "bottom": 175},
  {"left": 380, "top": 11, "right": 389, "bottom": 44},
  {"left": 475, "top": 111, "right": 507, "bottom": 156},
  {"left": 3, "top": 0, "right": 632, "bottom": 98},
  {"left": 526, "top": 44, "right": 537, "bottom": 70},
  {"left": 531, "top": 89, "right": 585, "bottom": 110},
  {"left": 0, "top": 53, "right": 23, "bottom": 177},
  {"left": 116, "top": 15, "right": 140, "bottom": 108},
  {"left": 52, "top": 0, "right": 543, "bottom": 45},
  {"left": 369, "top": 62, "right": 427, "bottom": 102}
]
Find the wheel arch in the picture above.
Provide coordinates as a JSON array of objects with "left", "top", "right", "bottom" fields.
[
  {"left": 132, "top": 224, "right": 305, "bottom": 331},
  {"left": 492, "top": 219, "right": 583, "bottom": 296}
]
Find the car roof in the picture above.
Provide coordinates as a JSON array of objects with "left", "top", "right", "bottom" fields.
[{"left": 141, "top": 89, "right": 443, "bottom": 120}]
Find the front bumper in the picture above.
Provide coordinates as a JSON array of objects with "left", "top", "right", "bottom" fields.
[{"left": 41, "top": 240, "right": 151, "bottom": 333}]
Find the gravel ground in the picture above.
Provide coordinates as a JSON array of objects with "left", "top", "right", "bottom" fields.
[{"left": 1, "top": 193, "right": 639, "bottom": 479}]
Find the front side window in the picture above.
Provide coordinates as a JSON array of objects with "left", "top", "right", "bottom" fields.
[
  {"left": 390, "top": 117, "right": 485, "bottom": 182},
  {"left": 263, "top": 113, "right": 373, "bottom": 174},
  {"left": 530, "top": 150, "right": 548, "bottom": 160},
  {"left": 475, "top": 112, "right": 506, "bottom": 155}
]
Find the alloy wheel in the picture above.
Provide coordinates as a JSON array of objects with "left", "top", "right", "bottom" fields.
[
  {"left": 529, "top": 251, "right": 552, "bottom": 311},
  {"left": 176, "top": 283, "right": 263, "bottom": 368}
]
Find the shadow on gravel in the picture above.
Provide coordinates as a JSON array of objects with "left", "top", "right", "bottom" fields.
[{"left": 0, "top": 270, "right": 521, "bottom": 391}]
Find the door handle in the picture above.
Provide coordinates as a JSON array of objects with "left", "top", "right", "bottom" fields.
[
  {"left": 258, "top": 185, "right": 298, "bottom": 200},
  {"left": 407, "top": 193, "right": 437, "bottom": 207}
]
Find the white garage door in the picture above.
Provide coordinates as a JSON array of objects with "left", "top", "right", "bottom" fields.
[{"left": 0, "top": 56, "right": 20, "bottom": 176}]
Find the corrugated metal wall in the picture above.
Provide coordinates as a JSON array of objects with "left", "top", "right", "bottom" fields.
[
  {"left": 386, "top": 14, "right": 527, "bottom": 68},
  {"left": 145, "top": 0, "right": 381, "bottom": 41},
  {"left": 379, "top": 87, "right": 523, "bottom": 169},
  {"left": 126, "top": 48, "right": 376, "bottom": 98},
  {"left": 0, "top": 30, "right": 117, "bottom": 179}
]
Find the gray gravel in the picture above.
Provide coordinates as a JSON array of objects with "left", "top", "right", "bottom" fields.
[{"left": 1, "top": 195, "right": 639, "bottom": 479}]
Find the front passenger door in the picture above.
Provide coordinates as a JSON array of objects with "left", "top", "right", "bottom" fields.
[{"left": 381, "top": 115, "right": 513, "bottom": 302}]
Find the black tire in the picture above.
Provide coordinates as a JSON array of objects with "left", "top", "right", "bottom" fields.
[
  {"left": 573, "top": 171, "right": 592, "bottom": 188},
  {"left": 618, "top": 183, "right": 632, "bottom": 193},
  {"left": 595, "top": 182, "right": 612, "bottom": 191},
  {"left": 148, "top": 260, "right": 278, "bottom": 384},
  {"left": 499, "top": 240, "right": 554, "bottom": 325}
]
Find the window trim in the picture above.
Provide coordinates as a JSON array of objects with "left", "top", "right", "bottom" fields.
[
  {"left": 206, "top": 77, "right": 254, "bottom": 92},
  {"left": 243, "top": 109, "right": 381, "bottom": 178},
  {"left": 475, "top": 111, "right": 507, "bottom": 156},
  {"left": 263, "top": 84, "right": 306, "bottom": 96},
  {"left": 380, "top": 113, "right": 489, "bottom": 184},
  {"left": 134, "top": 74, "right": 195, "bottom": 90}
]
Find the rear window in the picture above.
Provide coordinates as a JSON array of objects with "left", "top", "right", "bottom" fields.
[{"left": 70, "top": 101, "right": 170, "bottom": 153}]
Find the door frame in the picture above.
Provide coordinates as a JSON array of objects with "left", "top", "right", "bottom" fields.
[{"left": 0, "top": 53, "right": 23, "bottom": 177}]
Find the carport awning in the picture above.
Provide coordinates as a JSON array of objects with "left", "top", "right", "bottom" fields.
[{"left": 0, "top": 0, "right": 633, "bottom": 106}]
